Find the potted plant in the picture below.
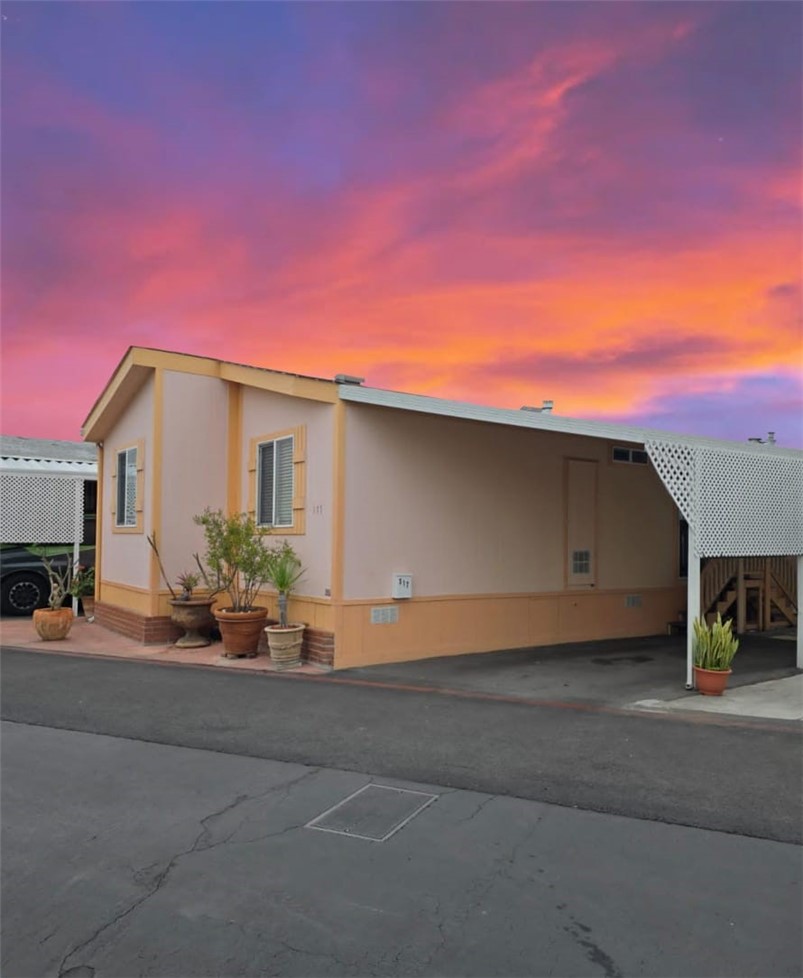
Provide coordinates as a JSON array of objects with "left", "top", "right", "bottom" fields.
[
  {"left": 265, "top": 543, "right": 306, "bottom": 669},
  {"left": 193, "top": 509, "right": 276, "bottom": 658},
  {"left": 32, "top": 548, "right": 74, "bottom": 641},
  {"left": 693, "top": 612, "right": 740, "bottom": 696},
  {"left": 70, "top": 564, "right": 96, "bottom": 621},
  {"left": 147, "top": 534, "right": 218, "bottom": 648}
]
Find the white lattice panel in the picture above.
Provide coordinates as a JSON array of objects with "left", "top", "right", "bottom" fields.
[
  {"left": 647, "top": 440, "right": 803, "bottom": 558},
  {"left": 697, "top": 449, "right": 803, "bottom": 556},
  {"left": 0, "top": 475, "right": 85, "bottom": 544},
  {"left": 645, "top": 441, "right": 696, "bottom": 525}
]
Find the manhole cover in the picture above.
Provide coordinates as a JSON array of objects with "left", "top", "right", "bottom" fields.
[{"left": 306, "top": 784, "right": 437, "bottom": 842}]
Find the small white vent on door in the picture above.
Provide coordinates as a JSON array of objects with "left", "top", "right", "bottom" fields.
[{"left": 370, "top": 606, "right": 399, "bottom": 625}]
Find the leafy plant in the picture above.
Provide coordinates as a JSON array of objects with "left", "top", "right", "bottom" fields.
[
  {"left": 193, "top": 509, "right": 276, "bottom": 613},
  {"left": 33, "top": 547, "right": 73, "bottom": 610},
  {"left": 69, "top": 564, "right": 95, "bottom": 599},
  {"left": 693, "top": 613, "right": 739, "bottom": 671},
  {"left": 267, "top": 543, "right": 305, "bottom": 627},
  {"left": 175, "top": 571, "right": 200, "bottom": 600}
]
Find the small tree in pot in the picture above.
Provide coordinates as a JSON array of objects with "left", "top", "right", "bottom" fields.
[
  {"left": 265, "top": 543, "right": 306, "bottom": 670},
  {"left": 32, "top": 548, "right": 74, "bottom": 641},
  {"left": 147, "top": 534, "right": 218, "bottom": 649},
  {"left": 193, "top": 509, "right": 277, "bottom": 658}
]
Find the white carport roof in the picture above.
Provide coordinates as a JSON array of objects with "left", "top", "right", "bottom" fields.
[
  {"left": 339, "top": 383, "right": 803, "bottom": 678},
  {"left": 0, "top": 436, "right": 97, "bottom": 545},
  {"left": 337, "top": 384, "right": 803, "bottom": 559}
]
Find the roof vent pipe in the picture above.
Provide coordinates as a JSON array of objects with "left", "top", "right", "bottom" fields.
[{"left": 541, "top": 399, "right": 554, "bottom": 414}]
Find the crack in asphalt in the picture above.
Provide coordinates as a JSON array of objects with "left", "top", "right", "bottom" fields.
[{"left": 56, "top": 768, "right": 319, "bottom": 977}]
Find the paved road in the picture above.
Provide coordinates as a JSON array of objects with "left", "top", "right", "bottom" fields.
[
  {"left": 3, "top": 721, "right": 801, "bottom": 978},
  {"left": 2, "top": 648, "right": 801, "bottom": 844}
]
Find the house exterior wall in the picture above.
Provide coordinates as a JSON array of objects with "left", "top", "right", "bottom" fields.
[
  {"left": 240, "top": 387, "right": 334, "bottom": 600},
  {"left": 100, "top": 374, "right": 154, "bottom": 595},
  {"left": 159, "top": 370, "right": 229, "bottom": 585},
  {"left": 338, "top": 404, "right": 684, "bottom": 667}
]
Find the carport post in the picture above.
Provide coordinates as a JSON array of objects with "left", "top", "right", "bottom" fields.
[
  {"left": 797, "top": 556, "right": 803, "bottom": 670},
  {"left": 72, "top": 480, "right": 82, "bottom": 616},
  {"left": 685, "top": 526, "right": 700, "bottom": 690}
]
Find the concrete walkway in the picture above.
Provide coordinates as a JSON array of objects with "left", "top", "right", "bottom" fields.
[
  {"left": 634, "top": 673, "right": 803, "bottom": 722},
  {"left": 0, "top": 615, "right": 329, "bottom": 676}
]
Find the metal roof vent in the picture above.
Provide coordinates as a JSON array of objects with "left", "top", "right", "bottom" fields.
[
  {"left": 335, "top": 374, "right": 364, "bottom": 385},
  {"left": 520, "top": 399, "right": 554, "bottom": 414}
]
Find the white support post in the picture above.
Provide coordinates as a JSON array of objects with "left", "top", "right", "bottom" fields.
[
  {"left": 686, "top": 525, "right": 700, "bottom": 689},
  {"left": 72, "top": 480, "right": 82, "bottom": 616},
  {"left": 797, "top": 555, "right": 803, "bottom": 671}
]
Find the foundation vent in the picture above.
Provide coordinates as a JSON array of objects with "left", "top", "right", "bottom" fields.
[
  {"left": 370, "top": 606, "right": 399, "bottom": 625},
  {"left": 625, "top": 594, "right": 642, "bottom": 608}
]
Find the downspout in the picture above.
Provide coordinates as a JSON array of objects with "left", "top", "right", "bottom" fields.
[{"left": 686, "top": 523, "right": 700, "bottom": 690}]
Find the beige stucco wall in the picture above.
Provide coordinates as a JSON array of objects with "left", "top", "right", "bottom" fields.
[
  {"left": 240, "top": 388, "right": 333, "bottom": 597},
  {"left": 336, "top": 404, "right": 684, "bottom": 666},
  {"left": 343, "top": 405, "right": 679, "bottom": 599},
  {"left": 159, "top": 370, "right": 229, "bottom": 584},
  {"left": 100, "top": 374, "right": 154, "bottom": 589}
]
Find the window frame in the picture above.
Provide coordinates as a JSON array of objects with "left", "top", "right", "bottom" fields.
[
  {"left": 110, "top": 439, "right": 145, "bottom": 534},
  {"left": 247, "top": 426, "right": 306, "bottom": 536},
  {"left": 256, "top": 434, "right": 295, "bottom": 529}
]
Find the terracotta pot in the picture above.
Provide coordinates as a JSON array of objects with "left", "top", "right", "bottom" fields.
[
  {"left": 33, "top": 607, "right": 74, "bottom": 641},
  {"left": 170, "top": 598, "right": 215, "bottom": 648},
  {"left": 694, "top": 666, "right": 732, "bottom": 696},
  {"left": 214, "top": 607, "right": 268, "bottom": 658},
  {"left": 81, "top": 596, "right": 96, "bottom": 619},
  {"left": 266, "top": 623, "right": 305, "bottom": 670}
]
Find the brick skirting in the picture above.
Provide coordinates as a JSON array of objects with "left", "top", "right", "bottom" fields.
[
  {"left": 95, "top": 602, "right": 182, "bottom": 645},
  {"left": 95, "top": 602, "right": 335, "bottom": 666}
]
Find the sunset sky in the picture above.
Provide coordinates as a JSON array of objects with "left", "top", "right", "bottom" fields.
[{"left": 2, "top": 2, "right": 801, "bottom": 445}]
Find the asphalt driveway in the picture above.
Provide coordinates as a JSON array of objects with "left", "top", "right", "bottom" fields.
[{"left": 337, "top": 632, "right": 799, "bottom": 707}]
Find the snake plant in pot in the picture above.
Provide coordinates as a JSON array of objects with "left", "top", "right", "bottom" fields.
[
  {"left": 193, "top": 509, "right": 276, "bottom": 658},
  {"left": 264, "top": 543, "right": 306, "bottom": 669},
  {"left": 693, "top": 613, "right": 739, "bottom": 696}
]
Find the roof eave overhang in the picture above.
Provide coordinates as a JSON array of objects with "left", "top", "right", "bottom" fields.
[
  {"left": 337, "top": 385, "right": 803, "bottom": 458},
  {"left": 82, "top": 347, "right": 339, "bottom": 442}
]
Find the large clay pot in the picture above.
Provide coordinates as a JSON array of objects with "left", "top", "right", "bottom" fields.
[
  {"left": 33, "top": 607, "right": 74, "bottom": 641},
  {"left": 214, "top": 607, "right": 268, "bottom": 658},
  {"left": 170, "top": 598, "right": 215, "bottom": 648},
  {"left": 266, "top": 623, "right": 305, "bottom": 670},
  {"left": 694, "top": 666, "right": 732, "bottom": 697}
]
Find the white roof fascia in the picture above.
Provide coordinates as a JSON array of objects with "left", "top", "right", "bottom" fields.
[
  {"left": 337, "top": 385, "right": 803, "bottom": 459},
  {"left": 0, "top": 458, "right": 98, "bottom": 477}
]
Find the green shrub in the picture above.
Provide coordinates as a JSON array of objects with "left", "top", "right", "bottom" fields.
[{"left": 193, "top": 509, "right": 277, "bottom": 612}]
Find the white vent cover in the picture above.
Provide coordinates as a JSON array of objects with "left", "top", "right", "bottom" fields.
[
  {"left": 0, "top": 475, "right": 86, "bottom": 544},
  {"left": 370, "top": 606, "right": 399, "bottom": 625}
]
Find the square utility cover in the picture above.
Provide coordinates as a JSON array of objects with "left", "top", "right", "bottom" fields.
[{"left": 306, "top": 784, "right": 437, "bottom": 842}]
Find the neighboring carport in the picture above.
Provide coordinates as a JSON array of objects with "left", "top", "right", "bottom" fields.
[{"left": 0, "top": 436, "right": 98, "bottom": 613}]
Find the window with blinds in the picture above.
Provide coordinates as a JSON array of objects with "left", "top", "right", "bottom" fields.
[
  {"left": 116, "top": 447, "right": 138, "bottom": 527},
  {"left": 257, "top": 435, "right": 294, "bottom": 527}
]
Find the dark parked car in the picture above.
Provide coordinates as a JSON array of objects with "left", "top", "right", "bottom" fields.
[{"left": 0, "top": 545, "right": 95, "bottom": 616}]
